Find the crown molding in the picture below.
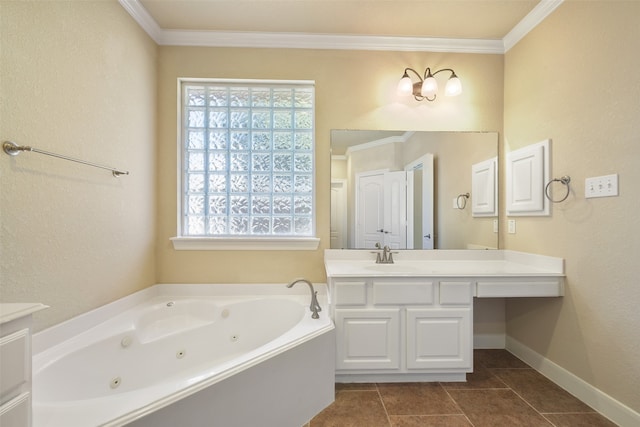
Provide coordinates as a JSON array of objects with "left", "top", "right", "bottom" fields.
[
  {"left": 345, "top": 132, "right": 413, "bottom": 156},
  {"left": 159, "top": 30, "right": 504, "bottom": 54},
  {"left": 118, "top": 0, "right": 162, "bottom": 43},
  {"left": 503, "top": 0, "right": 564, "bottom": 52},
  {"left": 120, "top": 0, "right": 563, "bottom": 54}
]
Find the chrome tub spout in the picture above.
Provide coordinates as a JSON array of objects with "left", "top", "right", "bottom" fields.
[{"left": 287, "top": 279, "right": 321, "bottom": 319}]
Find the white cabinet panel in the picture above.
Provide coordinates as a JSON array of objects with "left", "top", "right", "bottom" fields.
[
  {"left": 335, "top": 309, "right": 400, "bottom": 370},
  {"left": 334, "top": 281, "right": 367, "bottom": 306},
  {"left": 0, "top": 329, "right": 29, "bottom": 400},
  {"left": 471, "top": 157, "right": 497, "bottom": 217},
  {"left": 406, "top": 308, "right": 472, "bottom": 370},
  {"left": 506, "top": 139, "right": 551, "bottom": 216},
  {"left": 0, "top": 393, "right": 30, "bottom": 427},
  {"left": 373, "top": 281, "right": 434, "bottom": 305},
  {"left": 440, "top": 282, "right": 473, "bottom": 305}
]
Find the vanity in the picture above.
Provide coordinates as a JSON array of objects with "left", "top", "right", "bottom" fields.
[
  {"left": 0, "top": 303, "right": 48, "bottom": 426},
  {"left": 324, "top": 249, "right": 564, "bottom": 382}
]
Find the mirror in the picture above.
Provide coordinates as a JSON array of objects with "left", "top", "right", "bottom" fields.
[{"left": 331, "top": 130, "right": 498, "bottom": 250}]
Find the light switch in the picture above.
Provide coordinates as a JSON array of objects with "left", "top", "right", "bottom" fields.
[
  {"left": 508, "top": 219, "right": 516, "bottom": 234},
  {"left": 585, "top": 174, "right": 618, "bottom": 198}
]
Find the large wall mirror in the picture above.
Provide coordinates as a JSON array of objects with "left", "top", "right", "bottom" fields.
[{"left": 331, "top": 130, "right": 499, "bottom": 250}]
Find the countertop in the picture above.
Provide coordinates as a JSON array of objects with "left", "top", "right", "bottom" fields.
[{"left": 324, "top": 249, "right": 564, "bottom": 278}]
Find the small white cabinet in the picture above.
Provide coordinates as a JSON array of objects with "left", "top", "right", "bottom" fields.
[
  {"left": 335, "top": 308, "right": 400, "bottom": 370},
  {"left": 406, "top": 307, "right": 471, "bottom": 370},
  {"left": 331, "top": 278, "right": 472, "bottom": 382},
  {"left": 0, "top": 303, "right": 47, "bottom": 427}
]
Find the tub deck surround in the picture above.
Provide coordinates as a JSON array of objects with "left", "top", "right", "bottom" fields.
[
  {"left": 325, "top": 250, "right": 564, "bottom": 383},
  {"left": 31, "top": 284, "right": 334, "bottom": 427}
]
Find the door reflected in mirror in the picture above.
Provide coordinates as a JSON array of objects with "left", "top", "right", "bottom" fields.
[{"left": 330, "top": 130, "right": 499, "bottom": 250}]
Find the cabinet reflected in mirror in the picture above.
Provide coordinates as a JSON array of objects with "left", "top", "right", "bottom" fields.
[{"left": 331, "top": 130, "right": 499, "bottom": 250}]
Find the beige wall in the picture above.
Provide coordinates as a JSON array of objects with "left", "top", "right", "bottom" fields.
[
  {"left": 0, "top": 0, "right": 158, "bottom": 331},
  {"left": 156, "top": 47, "right": 504, "bottom": 283},
  {"left": 503, "top": 0, "right": 640, "bottom": 413}
]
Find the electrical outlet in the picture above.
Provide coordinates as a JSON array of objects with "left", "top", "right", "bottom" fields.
[
  {"left": 585, "top": 174, "right": 618, "bottom": 198},
  {"left": 508, "top": 219, "right": 516, "bottom": 234},
  {"left": 493, "top": 219, "right": 498, "bottom": 233}
]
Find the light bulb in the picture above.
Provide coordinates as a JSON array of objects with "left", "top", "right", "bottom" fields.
[
  {"left": 421, "top": 76, "right": 438, "bottom": 98},
  {"left": 445, "top": 75, "right": 462, "bottom": 97},
  {"left": 397, "top": 75, "right": 413, "bottom": 96}
]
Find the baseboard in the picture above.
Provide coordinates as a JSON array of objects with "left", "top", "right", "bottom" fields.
[
  {"left": 473, "top": 333, "right": 505, "bottom": 349},
  {"left": 506, "top": 336, "right": 640, "bottom": 427}
]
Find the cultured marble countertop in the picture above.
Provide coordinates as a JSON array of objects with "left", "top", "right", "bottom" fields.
[
  {"left": 324, "top": 249, "right": 564, "bottom": 278},
  {"left": 0, "top": 303, "right": 48, "bottom": 325}
]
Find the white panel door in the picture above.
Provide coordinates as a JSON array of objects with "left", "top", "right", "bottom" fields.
[
  {"left": 405, "top": 154, "right": 434, "bottom": 249},
  {"left": 335, "top": 309, "right": 400, "bottom": 370},
  {"left": 383, "top": 171, "right": 407, "bottom": 249},
  {"left": 406, "top": 308, "right": 472, "bottom": 370},
  {"left": 355, "top": 171, "right": 407, "bottom": 248},
  {"left": 356, "top": 173, "right": 385, "bottom": 248}
]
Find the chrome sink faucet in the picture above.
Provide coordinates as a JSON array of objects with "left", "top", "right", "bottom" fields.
[
  {"left": 287, "top": 278, "right": 321, "bottom": 319},
  {"left": 373, "top": 243, "right": 396, "bottom": 264}
]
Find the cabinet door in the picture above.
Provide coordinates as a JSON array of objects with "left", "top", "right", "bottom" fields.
[
  {"left": 406, "top": 308, "right": 472, "bottom": 370},
  {"left": 335, "top": 309, "right": 400, "bottom": 370}
]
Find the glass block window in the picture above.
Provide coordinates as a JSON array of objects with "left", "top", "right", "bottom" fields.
[{"left": 180, "top": 80, "right": 315, "bottom": 238}]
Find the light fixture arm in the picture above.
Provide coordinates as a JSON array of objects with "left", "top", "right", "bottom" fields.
[
  {"left": 397, "top": 67, "right": 461, "bottom": 102},
  {"left": 401, "top": 67, "right": 431, "bottom": 101}
]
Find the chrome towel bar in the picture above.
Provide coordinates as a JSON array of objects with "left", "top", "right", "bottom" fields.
[{"left": 3, "top": 141, "right": 129, "bottom": 177}]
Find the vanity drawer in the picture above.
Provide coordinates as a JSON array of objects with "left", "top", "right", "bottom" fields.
[
  {"left": 334, "top": 281, "right": 368, "bottom": 306},
  {"left": 439, "top": 281, "right": 473, "bottom": 305},
  {"left": 373, "top": 281, "right": 434, "bottom": 305},
  {"left": 0, "top": 393, "right": 31, "bottom": 426},
  {"left": 0, "top": 329, "right": 29, "bottom": 400}
]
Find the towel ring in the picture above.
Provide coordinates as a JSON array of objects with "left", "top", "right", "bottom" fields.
[
  {"left": 456, "top": 193, "right": 470, "bottom": 209},
  {"left": 545, "top": 176, "right": 571, "bottom": 203}
]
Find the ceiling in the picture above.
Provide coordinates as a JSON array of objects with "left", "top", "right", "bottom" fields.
[
  {"left": 138, "top": 0, "right": 539, "bottom": 40},
  {"left": 123, "top": 0, "right": 562, "bottom": 52}
]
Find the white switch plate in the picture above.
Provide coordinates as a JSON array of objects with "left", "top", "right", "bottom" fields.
[
  {"left": 508, "top": 219, "right": 516, "bottom": 234},
  {"left": 493, "top": 219, "right": 498, "bottom": 233},
  {"left": 585, "top": 174, "right": 619, "bottom": 198}
]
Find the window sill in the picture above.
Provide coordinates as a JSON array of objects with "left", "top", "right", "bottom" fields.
[{"left": 170, "top": 236, "right": 321, "bottom": 251}]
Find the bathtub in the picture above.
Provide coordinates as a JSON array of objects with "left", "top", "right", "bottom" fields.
[{"left": 32, "top": 283, "right": 335, "bottom": 427}]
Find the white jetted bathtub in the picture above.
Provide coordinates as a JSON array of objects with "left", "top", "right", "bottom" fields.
[{"left": 32, "top": 283, "right": 335, "bottom": 427}]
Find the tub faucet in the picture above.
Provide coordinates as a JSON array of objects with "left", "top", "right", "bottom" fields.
[{"left": 287, "top": 278, "right": 321, "bottom": 319}]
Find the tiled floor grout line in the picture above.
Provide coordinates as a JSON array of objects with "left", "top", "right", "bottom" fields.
[
  {"left": 440, "top": 382, "right": 477, "bottom": 427},
  {"left": 375, "top": 383, "right": 393, "bottom": 427},
  {"left": 503, "top": 380, "right": 558, "bottom": 427}
]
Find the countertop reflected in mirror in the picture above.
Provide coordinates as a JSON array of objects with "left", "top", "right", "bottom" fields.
[{"left": 330, "top": 130, "right": 499, "bottom": 251}]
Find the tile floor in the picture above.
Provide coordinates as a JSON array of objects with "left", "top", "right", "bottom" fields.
[{"left": 305, "top": 349, "right": 618, "bottom": 427}]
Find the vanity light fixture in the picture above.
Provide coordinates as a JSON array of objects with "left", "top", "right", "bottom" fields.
[{"left": 397, "top": 67, "right": 462, "bottom": 101}]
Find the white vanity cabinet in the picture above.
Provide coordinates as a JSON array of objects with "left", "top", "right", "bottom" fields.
[
  {"left": 325, "top": 249, "right": 565, "bottom": 383},
  {"left": 332, "top": 278, "right": 473, "bottom": 382},
  {"left": 0, "top": 303, "right": 47, "bottom": 427}
]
